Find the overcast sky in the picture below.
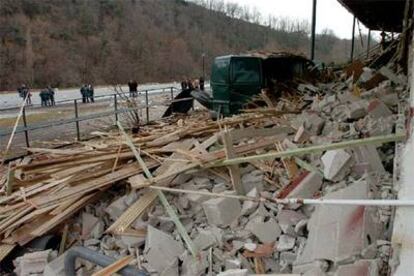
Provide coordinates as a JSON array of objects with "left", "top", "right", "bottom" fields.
[{"left": 217, "top": 0, "right": 371, "bottom": 39}]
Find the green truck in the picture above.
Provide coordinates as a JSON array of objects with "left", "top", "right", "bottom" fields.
[{"left": 197, "top": 53, "right": 313, "bottom": 116}]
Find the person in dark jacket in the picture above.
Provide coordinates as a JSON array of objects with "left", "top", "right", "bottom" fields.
[
  {"left": 88, "top": 84, "right": 94, "bottom": 102},
  {"left": 128, "top": 80, "right": 138, "bottom": 97},
  {"left": 47, "top": 86, "right": 55, "bottom": 106},
  {"left": 80, "top": 84, "right": 88, "bottom": 103}
]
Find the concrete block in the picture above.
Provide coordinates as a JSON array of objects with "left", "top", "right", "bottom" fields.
[
  {"left": 241, "top": 188, "right": 259, "bottom": 216},
  {"left": 241, "top": 170, "right": 264, "bottom": 193},
  {"left": 247, "top": 217, "right": 281, "bottom": 243},
  {"left": 304, "top": 113, "right": 325, "bottom": 135},
  {"left": 321, "top": 149, "right": 352, "bottom": 181},
  {"left": 81, "top": 212, "right": 99, "bottom": 238},
  {"left": 144, "top": 225, "right": 184, "bottom": 273},
  {"left": 367, "top": 99, "right": 392, "bottom": 119},
  {"left": 288, "top": 171, "right": 323, "bottom": 199},
  {"left": 90, "top": 220, "right": 105, "bottom": 239},
  {"left": 277, "top": 235, "right": 296, "bottom": 251},
  {"left": 105, "top": 196, "right": 128, "bottom": 221},
  {"left": 347, "top": 101, "right": 367, "bottom": 119},
  {"left": 352, "top": 145, "right": 385, "bottom": 175},
  {"left": 202, "top": 196, "right": 241, "bottom": 227},
  {"left": 194, "top": 229, "right": 217, "bottom": 250}
]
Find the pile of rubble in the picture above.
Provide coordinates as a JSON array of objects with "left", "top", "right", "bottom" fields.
[{"left": 0, "top": 57, "right": 409, "bottom": 275}]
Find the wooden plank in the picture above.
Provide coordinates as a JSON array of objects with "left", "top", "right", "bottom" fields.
[
  {"left": 91, "top": 255, "right": 133, "bottom": 276},
  {"left": 229, "top": 126, "right": 293, "bottom": 142},
  {"left": 31, "top": 163, "right": 155, "bottom": 207},
  {"left": 106, "top": 190, "right": 158, "bottom": 234},
  {"left": 0, "top": 243, "right": 15, "bottom": 262},
  {"left": 222, "top": 130, "right": 244, "bottom": 195},
  {"left": 30, "top": 193, "right": 96, "bottom": 238}
]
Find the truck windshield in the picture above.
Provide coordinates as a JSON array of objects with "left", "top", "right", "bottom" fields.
[
  {"left": 231, "top": 58, "right": 261, "bottom": 84},
  {"left": 211, "top": 58, "right": 230, "bottom": 84}
]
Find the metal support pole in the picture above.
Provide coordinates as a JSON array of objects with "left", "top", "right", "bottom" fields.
[
  {"left": 351, "top": 16, "right": 356, "bottom": 61},
  {"left": 145, "top": 90, "right": 149, "bottom": 124},
  {"left": 22, "top": 106, "right": 30, "bottom": 148},
  {"left": 310, "top": 0, "right": 317, "bottom": 60},
  {"left": 114, "top": 94, "right": 118, "bottom": 123},
  {"left": 366, "top": 29, "right": 371, "bottom": 58},
  {"left": 74, "top": 100, "right": 80, "bottom": 141},
  {"left": 170, "top": 87, "right": 174, "bottom": 101},
  {"left": 202, "top": 53, "right": 205, "bottom": 79}
]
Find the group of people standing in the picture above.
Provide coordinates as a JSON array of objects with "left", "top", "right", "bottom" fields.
[
  {"left": 39, "top": 86, "right": 56, "bottom": 107},
  {"left": 80, "top": 84, "right": 94, "bottom": 103},
  {"left": 181, "top": 77, "right": 204, "bottom": 91}
]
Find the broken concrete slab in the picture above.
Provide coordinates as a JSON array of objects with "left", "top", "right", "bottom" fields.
[
  {"left": 367, "top": 99, "right": 392, "bottom": 119},
  {"left": 14, "top": 250, "right": 55, "bottom": 276},
  {"left": 144, "top": 225, "right": 185, "bottom": 273},
  {"left": 296, "top": 180, "right": 382, "bottom": 265},
  {"left": 293, "top": 260, "right": 329, "bottom": 275},
  {"left": 379, "top": 66, "right": 404, "bottom": 85},
  {"left": 43, "top": 252, "right": 70, "bottom": 276},
  {"left": 105, "top": 196, "right": 128, "bottom": 221},
  {"left": 288, "top": 171, "right": 323, "bottom": 199},
  {"left": 202, "top": 195, "right": 241, "bottom": 227},
  {"left": 321, "top": 149, "right": 352, "bottom": 182}
]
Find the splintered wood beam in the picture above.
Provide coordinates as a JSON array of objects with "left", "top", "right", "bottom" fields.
[
  {"left": 211, "top": 133, "right": 405, "bottom": 167},
  {"left": 116, "top": 122, "right": 197, "bottom": 257},
  {"left": 222, "top": 129, "right": 244, "bottom": 195},
  {"left": 117, "top": 122, "right": 153, "bottom": 180}
]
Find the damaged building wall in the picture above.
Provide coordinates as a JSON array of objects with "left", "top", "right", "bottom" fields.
[{"left": 391, "top": 30, "right": 414, "bottom": 276}]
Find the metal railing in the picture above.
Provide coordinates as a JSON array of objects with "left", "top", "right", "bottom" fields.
[{"left": 0, "top": 86, "right": 191, "bottom": 149}]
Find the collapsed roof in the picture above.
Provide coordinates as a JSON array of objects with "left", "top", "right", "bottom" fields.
[{"left": 337, "top": 0, "right": 407, "bottom": 32}]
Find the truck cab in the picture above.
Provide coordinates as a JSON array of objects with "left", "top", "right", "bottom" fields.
[{"left": 210, "top": 53, "right": 312, "bottom": 116}]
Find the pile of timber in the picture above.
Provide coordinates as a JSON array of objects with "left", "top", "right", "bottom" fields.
[{"left": 0, "top": 109, "right": 300, "bottom": 250}]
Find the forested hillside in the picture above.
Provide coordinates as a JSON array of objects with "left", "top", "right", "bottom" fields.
[{"left": 0, "top": 0, "right": 370, "bottom": 90}]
